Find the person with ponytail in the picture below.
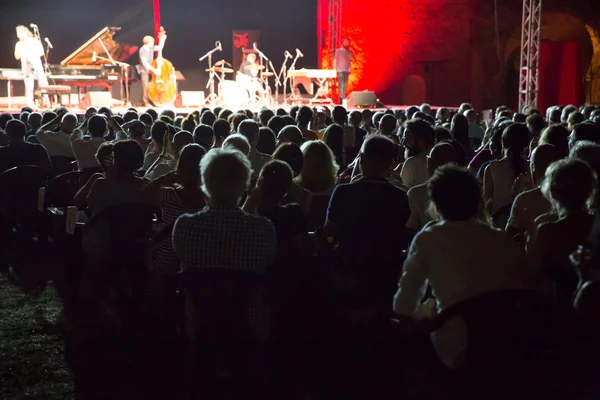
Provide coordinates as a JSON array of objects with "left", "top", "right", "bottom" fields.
[
  {"left": 143, "top": 144, "right": 207, "bottom": 286},
  {"left": 483, "top": 123, "right": 530, "bottom": 227}
]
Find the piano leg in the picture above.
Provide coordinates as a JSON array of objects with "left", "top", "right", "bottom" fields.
[
  {"left": 7, "top": 80, "right": 11, "bottom": 109},
  {"left": 78, "top": 86, "right": 85, "bottom": 107},
  {"left": 311, "top": 77, "right": 333, "bottom": 105}
]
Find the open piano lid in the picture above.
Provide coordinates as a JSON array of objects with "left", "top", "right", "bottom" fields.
[{"left": 60, "top": 26, "right": 138, "bottom": 66}]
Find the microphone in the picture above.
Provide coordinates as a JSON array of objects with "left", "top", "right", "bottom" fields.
[
  {"left": 296, "top": 48, "right": 304, "bottom": 58},
  {"left": 44, "top": 38, "right": 53, "bottom": 49},
  {"left": 253, "top": 43, "right": 268, "bottom": 60},
  {"left": 284, "top": 50, "right": 292, "bottom": 58},
  {"left": 30, "top": 23, "right": 38, "bottom": 28},
  {"left": 216, "top": 41, "right": 222, "bottom": 51},
  {"left": 92, "top": 51, "right": 97, "bottom": 62}
]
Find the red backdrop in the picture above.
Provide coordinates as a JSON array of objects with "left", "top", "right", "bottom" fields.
[
  {"left": 538, "top": 40, "right": 582, "bottom": 112},
  {"left": 232, "top": 30, "right": 261, "bottom": 73},
  {"left": 317, "top": 0, "right": 475, "bottom": 105}
]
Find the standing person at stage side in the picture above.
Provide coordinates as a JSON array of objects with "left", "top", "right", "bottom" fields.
[
  {"left": 333, "top": 38, "right": 355, "bottom": 105},
  {"left": 138, "top": 34, "right": 165, "bottom": 107},
  {"left": 14, "top": 25, "right": 48, "bottom": 108}
]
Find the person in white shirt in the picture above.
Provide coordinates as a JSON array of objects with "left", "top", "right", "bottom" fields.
[
  {"left": 406, "top": 142, "right": 457, "bottom": 233},
  {"left": 400, "top": 118, "right": 435, "bottom": 188},
  {"left": 36, "top": 112, "right": 77, "bottom": 159},
  {"left": 70, "top": 115, "right": 107, "bottom": 170},
  {"left": 394, "top": 164, "right": 523, "bottom": 369},
  {"left": 14, "top": 25, "right": 48, "bottom": 108},
  {"left": 505, "top": 144, "right": 560, "bottom": 248},
  {"left": 238, "top": 119, "right": 271, "bottom": 173}
]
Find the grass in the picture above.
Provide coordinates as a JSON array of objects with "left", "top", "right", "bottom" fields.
[{"left": 0, "top": 273, "right": 74, "bottom": 400}]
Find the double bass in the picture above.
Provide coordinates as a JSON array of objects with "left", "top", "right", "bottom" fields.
[{"left": 147, "top": 27, "right": 176, "bottom": 105}]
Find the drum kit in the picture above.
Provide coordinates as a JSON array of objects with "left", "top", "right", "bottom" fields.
[{"left": 198, "top": 41, "right": 302, "bottom": 109}]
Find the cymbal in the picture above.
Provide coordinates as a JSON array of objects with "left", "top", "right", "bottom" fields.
[
  {"left": 206, "top": 67, "right": 234, "bottom": 73},
  {"left": 214, "top": 60, "right": 232, "bottom": 67},
  {"left": 262, "top": 72, "right": 274, "bottom": 77}
]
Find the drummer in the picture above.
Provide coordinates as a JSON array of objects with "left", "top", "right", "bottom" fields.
[
  {"left": 238, "top": 53, "right": 264, "bottom": 98},
  {"left": 239, "top": 53, "right": 259, "bottom": 76}
]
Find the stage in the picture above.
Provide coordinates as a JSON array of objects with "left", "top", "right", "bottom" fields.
[{"left": 0, "top": 95, "right": 451, "bottom": 116}]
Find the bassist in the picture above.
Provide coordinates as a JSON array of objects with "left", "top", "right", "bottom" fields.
[{"left": 138, "top": 33, "right": 165, "bottom": 107}]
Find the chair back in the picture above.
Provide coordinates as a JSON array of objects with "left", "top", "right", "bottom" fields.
[
  {"left": 85, "top": 202, "right": 158, "bottom": 297},
  {"left": 307, "top": 193, "right": 331, "bottom": 232},
  {"left": 44, "top": 171, "right": 83, "bottom": 207},
  {"left": 180, "top": 268, "right": 270, "bottom": 344},
  {"left": 431, "top": 290, "right": 551, "bottom": 374},
  {"left": 50, "top": 156, "right": 75, "bottom": 175},
  {"left": 0, "top": 166, "right": 53, "bottom": 223},
  {"left": 491, "top": 204, "right": 512, "bottom": 229},
  {"left": 87, "top": 202, "right": 157, "bottom": 252}
]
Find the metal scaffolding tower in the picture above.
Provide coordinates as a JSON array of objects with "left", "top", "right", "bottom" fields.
[
  {"left": 518, "top": 0, "right": 542, "bottom": 111},
  {"left": 327, "top": 0, "right": 343, "bottom": 66}
]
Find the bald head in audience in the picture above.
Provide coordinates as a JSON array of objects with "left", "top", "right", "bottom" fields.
[
  {"left": 427, "top": 142, "right": 457, "bottom": 176},
  {"left": 359, "top": 135, "right": 398, "bottom": 177}
]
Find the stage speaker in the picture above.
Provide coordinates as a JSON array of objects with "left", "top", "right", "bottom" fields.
[
  {"left": 79, "top": 92, "right": 113, "bottom": 109},
  {"left": 346, "top": 90, "right": 378, "bottom": 108},
  {"left": 175, "top": 91, "right": 205, "bottom": 107}
]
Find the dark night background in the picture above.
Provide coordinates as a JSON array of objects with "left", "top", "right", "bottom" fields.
[{"left": 0, "top": 0, "right": 318, "bottom": 102}]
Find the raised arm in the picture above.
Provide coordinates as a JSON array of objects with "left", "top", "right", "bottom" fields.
[
  {"left": 141, "top": 171, "right": 178, "bottom": 205},
  {"left": 74, "top": 174, "right": 104, "bottom": 209},
  {"left": 14, "top": 43, "right": 21, "bottom": 61},
  {"left": 483, "top": 163, "right": 494, "bottom": 214},
  {"left": 393, "top": 236, "right": 428, "bottom": 316}
]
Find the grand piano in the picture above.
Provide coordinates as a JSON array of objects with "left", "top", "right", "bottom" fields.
[{"left": 0, "top": 27, "right": 138, "bottom": 107}]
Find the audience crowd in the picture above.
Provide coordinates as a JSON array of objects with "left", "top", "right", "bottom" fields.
[{"left": 1, "top": 100, "right": 600, "bottom": 397}]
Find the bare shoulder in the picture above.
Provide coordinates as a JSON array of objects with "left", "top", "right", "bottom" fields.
[{"left": 535, "top": 219, "right": 556, "bottom": 242}]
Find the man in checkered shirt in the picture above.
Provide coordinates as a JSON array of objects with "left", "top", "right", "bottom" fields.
[{"left": 172, "top": 148, "right": 277, "bottom": 274}]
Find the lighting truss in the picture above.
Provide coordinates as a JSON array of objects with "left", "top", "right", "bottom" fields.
[
  {"left": 327, "top": 0, "right": 343, "bottom": 66},
  {"left": 518, "top": 0, "right": 542, "bottom": 111}
]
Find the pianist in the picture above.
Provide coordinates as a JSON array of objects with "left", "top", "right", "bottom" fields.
[{"left": 14, "top": 25, "right": 48, "bottom": 108}]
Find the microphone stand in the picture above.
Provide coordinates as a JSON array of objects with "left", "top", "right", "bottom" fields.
[
  {"left": 96, "top": 55, "right": 131, "bottom": 106},
  {"left": 32, "top": 25, "right": 51, "bottom": 76},
  {"left": 268, "top": 60, "right": 281, "bottom": 107},
  {"left": 278, "top": 55, "right": 291, "bottom": 106},
  {"left": 97, "top": 38, "right": 131, "bottom": 106},
  {"left": 31, "top": 25, "right": 52, "bottom": 107},
  {"left": 284, "top": 53, "right": 301, "bottom": 105},
  {"left": 254, "top": 45, "right": 269, "bottom": 105},
  {"left": 199, "top": 42, "right": 222, "bottom": 106}
]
